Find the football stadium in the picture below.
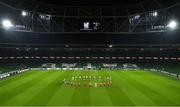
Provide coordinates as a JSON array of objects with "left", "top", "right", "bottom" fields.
[{"left": 0, "top": 0, "right": 180, "bottom": 106}]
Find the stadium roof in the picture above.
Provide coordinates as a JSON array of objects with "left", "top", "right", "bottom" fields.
[
  {"left": 1, "top": 0, "right": 179, "bottom": 15},
  {"left": 35, "top": 0, "right": 145, "bottom": 6}
]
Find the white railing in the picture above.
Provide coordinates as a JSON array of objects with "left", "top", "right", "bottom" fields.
[
  {"left": 0, "top": 69, "right": 29, "bottom": 79},
  {"left": 150, "top": 69, "right": 179, "bottom": 79}
]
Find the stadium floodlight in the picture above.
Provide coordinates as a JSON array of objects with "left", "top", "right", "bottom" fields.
[
  {"left": 22, "top": 11, "right": 28, "bottom": 16},
  {"left": 2, "top": 19, "right": 14, "bottom": 29},
  {"left": 153, "top": 11, "right": 158, "bottom": 17},
  {"left": 109, "top": 45, "right": 113, "bottom": 48},
  {"left": 167, "top": 20, "right": 178, "bottom": 29}
]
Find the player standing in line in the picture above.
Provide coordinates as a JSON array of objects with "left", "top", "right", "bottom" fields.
[
  {"left": 89, "top": 82, "right": 92, "bottom": 87},
  {"left": 95, "top": 82, "right": 98, "bottom": 88}
]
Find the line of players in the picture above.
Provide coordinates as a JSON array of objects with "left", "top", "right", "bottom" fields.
[{"left": 62, "top": 76, "right": 112, "bottom": 88}]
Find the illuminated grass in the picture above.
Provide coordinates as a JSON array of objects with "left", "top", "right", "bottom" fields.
[{"left": 0, "top": 70, "right": 180, "bottom": 106}]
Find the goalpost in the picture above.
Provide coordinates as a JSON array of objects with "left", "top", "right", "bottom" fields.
[
  {"left": 42, "top": 63, "right": 56, "bottom": 70},
  {"left": 123, "top": 64, "right": 139, "bottom": 70}
]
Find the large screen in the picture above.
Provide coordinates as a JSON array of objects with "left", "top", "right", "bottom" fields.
[{"left": 80, "top": 19, "right": 100, "bottom": 32}]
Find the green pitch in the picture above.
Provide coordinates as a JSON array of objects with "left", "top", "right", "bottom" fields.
[{"left": 0, "top": 70, "right": 180, "bottom": 106}]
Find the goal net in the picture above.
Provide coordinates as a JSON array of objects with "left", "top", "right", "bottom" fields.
[
  {"left": 123, "top": 64, "right": 138, "bottom": 70},
  {"left": 42, "top": 63, "right": 56, "bottom": 69}
]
